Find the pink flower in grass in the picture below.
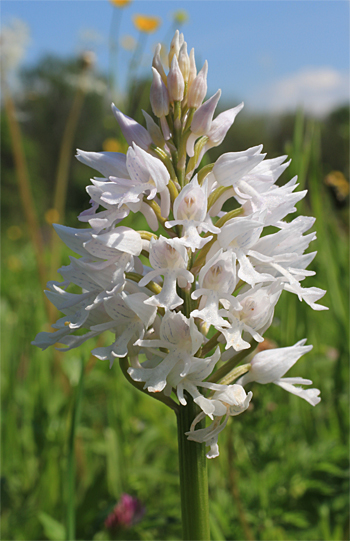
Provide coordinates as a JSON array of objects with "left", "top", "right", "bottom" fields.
[{"left": 105, "top": 493, "right": 145, "bottom": 529}]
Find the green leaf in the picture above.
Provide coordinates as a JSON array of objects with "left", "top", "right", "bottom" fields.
[{"left": 38, "top": 512, "right": 66, "bottom": 541}]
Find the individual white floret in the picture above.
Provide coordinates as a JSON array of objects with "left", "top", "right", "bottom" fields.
[
  {"left": 139, "top": 236, "right": 194, "bottom": 311},
  {"left": 218, "top": 281, "right": 283, "bottom": 351},
  {"left": 165, "top": 177, "right": 219, "bottom": 251},
  {"left": 31, "top": 281, "right": 111, "bottom": 351},
  {"left": 78, "top": 200, "right": 130, "bottom": 233},
  {"left": 83, "top": 179, "right": 160, "bottom": 232},
  {"left": 208, "top": 145, "right": 265, "bottom": 188},
  {"left": 213, "top": 213, "right": 273, "bottom": 286},
  {"left": 191, "top": 249, "right": 242, "bottom": 328},
  {"left": 236, "top": 154, "right": 291, "bottom": 192},
  {"left": 237, "top": 339, "right": 321, "bottom": 406},
  {"left": 236, "top": 176, "right": 307, "bottom": 226},
  {"left": 92, "top": 143, "right": 169, "bottom": 211},
  {"left": 92, "top": 292, "right": 157, "bottom": 367},
  {"left": 186, "top": 384, "right": 252, "bottom": 458},
  {"left": 248, "top": 216, "right": 328, "bottom": 310},
  {"left": 167, "top": 347, "right": 221, "bottom": 414},
  {"left": 128, "top": 312, "right": 204, "bottom": 393}
]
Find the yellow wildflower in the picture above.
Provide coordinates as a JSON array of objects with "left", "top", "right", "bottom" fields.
[
  {"left": 45, "top": 208, "right": 60, "bottom": 225},
  {"left": 103, "top": 138, "right": 123, "bottom": 153},
  {"left": 110, "top": 0, "right": 131, "bottom": 8},
  {"left": 173, "top": 9, "right": 189, "bottom": 25},
  {"left": 133, "top": 14, "right": 161, "bottom": 33},
  {"left": 324, "top": 171, "right": 349, "bottom": 201}
]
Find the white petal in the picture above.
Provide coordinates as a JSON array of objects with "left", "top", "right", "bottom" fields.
[
  {"left": 76, "top": 149, "right": 129, "bottom": 178},
  {"left": 276, "top": 380, "right": 321, "bottom": 406}
]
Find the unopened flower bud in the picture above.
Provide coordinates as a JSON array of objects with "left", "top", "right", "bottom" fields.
[
  {"left": 178, "top": 42, "right": 190, "bottom": 82},
  {"left": 188, "top": 48, "right": 197, "bottom": 90},
  {"left": 111, "top": 103, "right": 152, "bottom": 150},
  {"left": 187, "top": 60, "right": 208, "bottom": 108},
  {"left": 168, "top": 29, "right": 180, "bottom": 66},
  {"left": 152, "top": 43, "right": 167, "bottom": 85},
  {"left": 179, "top": 32, "right": 185, "bottom": 48},
  {"left": 167, "top": 55, "right": 184, "bottom": 102},
  {"left": 150, "top": 67, "right": 169, "bottom": 117},
  {"left": 191, "top": 89, "right": 221, "bottom": 135}
]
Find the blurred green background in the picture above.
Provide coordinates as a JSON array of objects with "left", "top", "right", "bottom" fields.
[{"left": 1, "top": 4, "right": 349, "bottom": 541}]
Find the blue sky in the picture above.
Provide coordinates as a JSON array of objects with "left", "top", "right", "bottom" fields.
[{"left": 2, "top": 0, "right": 349, "bottom": 115}]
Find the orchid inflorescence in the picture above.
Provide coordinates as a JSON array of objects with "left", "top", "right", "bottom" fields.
[{"left": 33, "top": 31, "right": 327, "bottom": 458}]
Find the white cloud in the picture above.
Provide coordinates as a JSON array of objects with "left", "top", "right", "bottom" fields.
[{"left": 249, "top": 67, "right": 349, "bottom": 116}]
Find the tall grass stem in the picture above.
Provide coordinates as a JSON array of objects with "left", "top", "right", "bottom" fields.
[
  {"left": 66, "top": 357, "right": 85, "bottom": 541},
  {"left": 3, "top": 87, "right": 49, "bottom": 315},
  {"left": 49, "top": 81, "right": 85, "bottom": 321}
]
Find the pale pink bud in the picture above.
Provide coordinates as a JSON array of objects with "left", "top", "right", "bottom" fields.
[
  {"left": 179, "top": 32, "right": 185, "bottom": 48},
  {"left": 152, "top": 43, "right": 167, "bottom": 85},
  {"left": 111, "top": 103, "right": 152, "bottom": 150},
  {"left": 187, "top": 48, "right": 197, "bottom": 90},
  {"left": 187, "top": 60, "right": 208, "bottom": 108},
  {"left": 167, "top": 55, "right": 185, "bottom": 102},
  {"left": 150, "top": 67, "right": 169, "bottom": 117},
  {"left": 191, "top": 89, "right": 221, "bottom": 135},
  {"left": 168, "top": 30, "right": 180, "bottom": 66},
  {"left": 178, "top": 41, "right": 189, "bottom": 82}
]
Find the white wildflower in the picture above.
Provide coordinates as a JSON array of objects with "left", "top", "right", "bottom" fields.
[{"left": 33, "top": 30, "right": 327, "bottom": 459}]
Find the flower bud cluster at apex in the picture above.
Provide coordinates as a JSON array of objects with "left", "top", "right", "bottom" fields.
[{"left": 33, "top": 30, "right": 328, "bottom": 458}]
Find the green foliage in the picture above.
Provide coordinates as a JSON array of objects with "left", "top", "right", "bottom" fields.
[{"left": 1, "top": 57, "right": 349, "bottom": 540}]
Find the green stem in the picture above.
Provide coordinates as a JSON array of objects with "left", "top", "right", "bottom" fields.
[
  {"left": 151, "top": 145, "right": 178, "bottom": 182},
  {"left": 200, "top": 331, "right": 221, "bottom": 357},
  {"left": 125, "top": 272, "right": 162, "bottom": 296},
  {"left": 176, "top": 395, "right": 210, "bottom": 540},
  {"left": 207, "top": 341, "right": 258, "bottom": 383},
  {"left": 184, "top": 107, "right": 195, "bottom": 132},
  {"left": 198, "top": 163, "right": 214, "bottom": 184},
  {"left": 67, "top": 357, "right": 85, "bottom": 541},
  {"left": 173, "top": 101, "right": 182, "bottom": 150},
  {"left": 217, "top": 363, "right": 251, "bottom": 386},
  {"left": 119, "top": 357, "right": 179, "bottom": 412}
]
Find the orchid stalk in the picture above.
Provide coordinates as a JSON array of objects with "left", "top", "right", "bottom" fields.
[{"left": 33, "top": 30, "right": 327, "bottom": 540}]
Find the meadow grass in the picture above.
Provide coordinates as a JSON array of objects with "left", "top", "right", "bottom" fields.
[{"left": 1, "top": 113, "right": 349, "bottom": 540}]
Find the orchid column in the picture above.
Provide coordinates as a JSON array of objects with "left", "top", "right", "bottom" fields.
[{"left": 33, "top": 30, "right": 327, "bottom": 541}]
